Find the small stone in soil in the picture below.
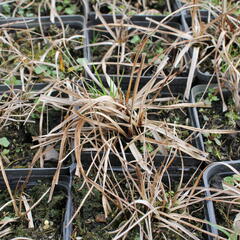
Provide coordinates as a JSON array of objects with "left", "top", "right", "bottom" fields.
[{"left": 95, "top": 213, "right": 107, "bottom": 223}]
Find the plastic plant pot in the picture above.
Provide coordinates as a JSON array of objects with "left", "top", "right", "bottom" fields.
[
  {"left": 87, "top": 0, "right": 182, "bottom": 22},
  {"left": 203, "top": 160, "right": 240, "bottom": 240},
  {"left": 177, "top": 1, "right": 213, "bottom": 16},
  {"left": 87, "top": 18, "right": 189, "bottom": 77},
  {"left": 75, "top": 76, "right": 204, "bottom": 169},
  {"left": 0, "top": 166, "right": 73, "bottom": 240},
  {"left": 71, "top": 163, "right": 209, "bottom": 239},
  {"left": 190, "top": 84, "right": 240, "bottom": 162},
  {"left": 0, "top": 15, "right": 88, "bottom": 85},
  {"left": 0, "top": 83, "right": 74, "bottom": 170}
]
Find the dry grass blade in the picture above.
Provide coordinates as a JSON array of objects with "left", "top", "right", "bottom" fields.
[
  {"left": 25, "top": 187, "right": 50, "bottom": 215},
  {"left": 0, "top": 227, "right": 12, "bottom": 239},
  {"left": 0, "top": 155, "right": 19, "bottom": 216},
  {"left": 184, "top": 46, "right": 199, "bottom": 99},
  {"left": 10, "top": 238, "right": 33, "bottom": 240},
  {"left": 21, "top": 195, "right": 34, "bottom": 229}
]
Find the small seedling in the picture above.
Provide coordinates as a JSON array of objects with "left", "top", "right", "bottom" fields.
[
  {"left": 223, "top": 174, "right": 240, "bottom": 187},
  {"left": 0, "top": 137, "right": 10, "bottom": 148}
]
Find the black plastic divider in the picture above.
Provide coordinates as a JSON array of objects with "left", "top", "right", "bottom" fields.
[
  {"left": 86, "top": 17, "right": 189, "bottom": 77},
  {"left": 190, "top": 84, "right": 206, "bottom": 152},
  {"left": 190, "top": 84, "right": 233, "bottom": 155},
  {"left": 203, "top": 160, "right": 240, "bottom": 240},
  {"left": 0, "top": 83, "right": 48, "bottom": 92},
  {"left": 80, "top": 151, "right": 199, "bottom": 173},
  {"left": 87, "top": 75, "right": 191, "bottom": 93},
  {"left": 0, "top": 166, "right": 73, "bottom": 240},
  {"left": 181, "top": 15, "right": 217, "bottom": 84},
  {"left": 86, "top": 0, "right": 182, "bottom": 22}
]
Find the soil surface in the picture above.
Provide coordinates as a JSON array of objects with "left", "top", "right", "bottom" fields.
[
  {"left": 1, "top": 0, "right": 83, "bottom": 17},
  {"left": 90, "top": 0, "right": 170, "bottom": 15},
  {"left": 90, "top": 29, "right": 183, "bottom": 76},
  {"left": 0, "top": 181, "right": 67, "bottom": 240},
  {"left": 210, "top": 173, "right": 240, "bottom": 239},
  {"left": 71, "top": 173, "right": 205, "bottom": 240},
  {"left": 0, "top": 107, "right": 69, "bottom": 168},
  {"left": 197, "top": 88, "right": 240, "bottom": 161},
  {"left": 0, "top": 24, "right": 84, "bottom": 84}
]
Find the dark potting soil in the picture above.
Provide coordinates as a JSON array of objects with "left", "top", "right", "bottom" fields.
[
  {"left": 0, "top": 24, "right": 84, "bottom": 84},
  {"left": 90, "top": 0, "right": 171, "bottom": 15},
  {"left": 197, "top": 88, "right": 240, "bottom": 161},
  {"left": 71, "top": 174, "right": 140, "bottom": 240},
  {"left": 90, "top": 28, "right": 183, "bottom": 76},
  {"left": 0, "top": 108, "right": 69, "bottom": 168},
  {"left": 0, "top": 181, "right": 67, "bottom": 240},
  {"left": 71, "top": 172, "right": 205, "bottom": 240},
  {"left": 209, "top": 173, "right": 240, "bottom": 239},
  {"left": 198, "top": 33, "right": 240, "bottom": 75},
  {"left": 198, "top": 45, "right": 215, "bottom": 74},
  {"left": 213, "top": 201, "right": 239, "bottom": 238},
  {"left": 1, "top": 0, "right": 83, "bottom": 17}
]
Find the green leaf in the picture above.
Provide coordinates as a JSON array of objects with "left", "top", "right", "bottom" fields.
[
  {"left": 203, "top": 115, "right": 209, "bottom": 121},
  {"left": 211, "top": 95, "right": 219, "bottom": 102},
  {"left": 34, "top": 66, "right": 44, "bottom": 74},
  {"left": 206, "top": 145, "right": 213, "bottom": 153},
  {"left": 233, "top": 174, "right": 240, "bottom": 182},
  {"left": 77, "top": 58, "right": 88, "bottom": 66},
  {"left": 2, "top": 4, "right": 11, "bottom": 14},
  {"left": 203, "top": 133, "right": 209, "bottom": 138},
  {"left": 0, "top": 137, "right": 10, "bottom": 148},
  {"left": 5, "top": 76, "right": 21, "bottom": 85},
  {"left": 56, "top": 6, "right": 63, "bottom": 11},
  {"left": 2, "top": 149, "right": 9, "bottom": 155},
  {"left": 223, "top": 176, "right": 234, "bottom": 186},
  {"left": 130, "top": 35, "right": 141, "bottom": 44},
  {"left": 214, "top": 138, "right": 221, "bottom": 146},
  {"left": 65, "top": 6, "right": 76, "bottom": 15},
  {"left": 156, "top": 47, "right": 164, "bottom": 54},
  {"left": 15, "top": 148, "right": 21, "bottom": 153}
]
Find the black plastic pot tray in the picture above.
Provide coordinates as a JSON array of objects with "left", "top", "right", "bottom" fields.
[
  {"left": 177, "top": 1, "right": 216, "bottom": 17},
  {"left": 76, "top": 76, "right": 204, "bottom": 169},
  {"left": 0, "top": 15, "right": 88, "bottom": 64},
  {"left": 86, "top": 18, "right": 189, "bottom": 77},
  {"left": 0, "top": 83, "right": 48, "bottom": 92},
  {"left": 80, "top": 151, "right": 200, "bottom": 173},
  {"left": 0, "top": 83, "right": 75, "bottom": 169},
  {"left": 71, "top": 161, "right": 209, "bottom": 239},
  {"left": 87, "top": 0, "right": 182, "bottom": 22},
  {"left": 0, "top": 166, "right": 73, "bottom": 240},
  {"left": 84, "top": 75, "right": 194, "bottom": 94},
  {"left": 203, "top": 160, "right": 240, "bottom": 239}
]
